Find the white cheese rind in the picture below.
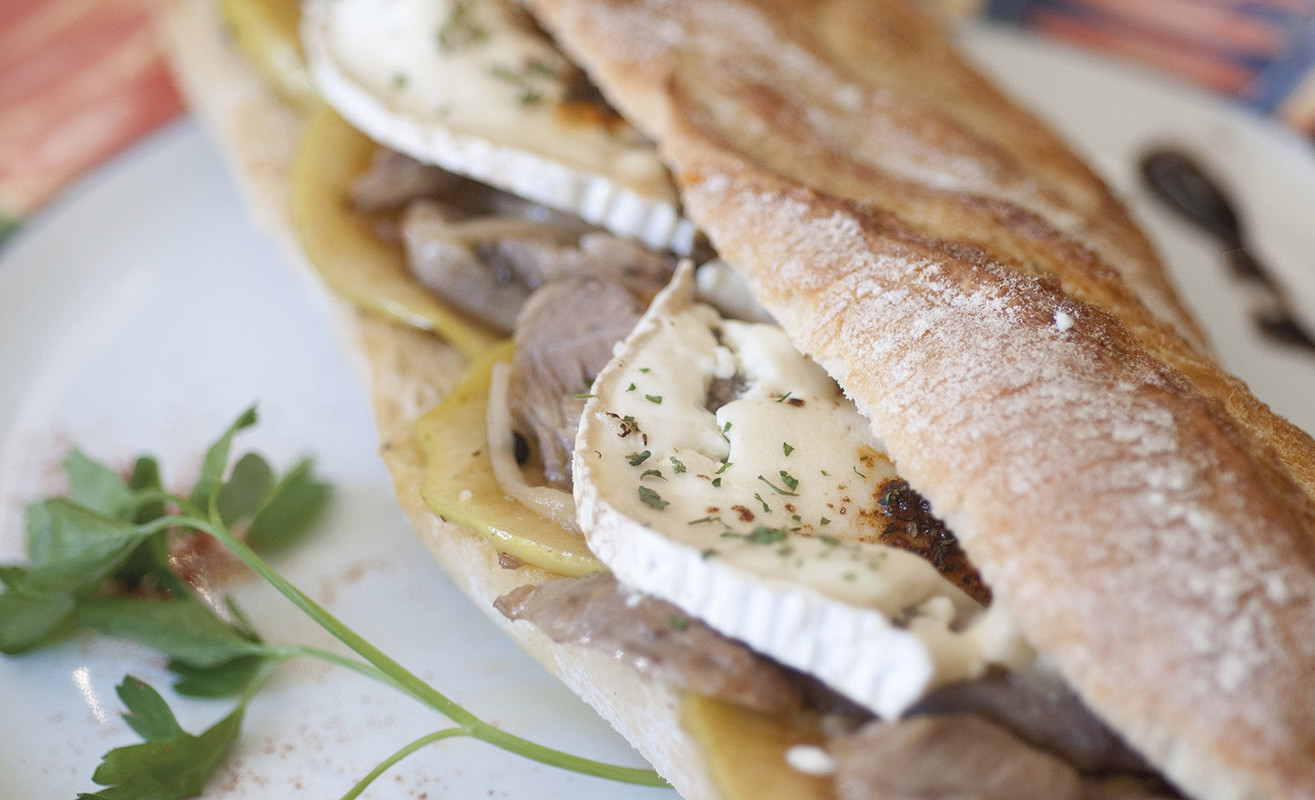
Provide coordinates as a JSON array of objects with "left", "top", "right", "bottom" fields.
[
  {"left": 575, "top": 265, "right": 1031, "bottom": 718},
  {"left": 302, "top": 0, "right": 697, "bottom": 254}
]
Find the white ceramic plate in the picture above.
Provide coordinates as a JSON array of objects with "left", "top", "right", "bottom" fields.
[
  {"left": 2, "top": 24, "right": 1314, "bottom": 799},
  {"left": 964, "top": 25, "right": 1315, "bottom": 432},
  {"left": 0, "top": 122, "right": 668, "bottom": 799}
]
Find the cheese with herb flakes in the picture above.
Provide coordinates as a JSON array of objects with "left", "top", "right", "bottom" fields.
[
  {"left": 575, "top": 265, "right": 1031, "bottom": 718},
  {"left": 302, "top": 0, "right": 694, "bottom": 252}
]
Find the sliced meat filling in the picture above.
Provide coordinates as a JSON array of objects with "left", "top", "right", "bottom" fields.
[
  {"left": 402, "top": 223, "right": 671, "bottom": 335},
  {"left": 509, "top": 277, "right": 646, "bottom": 489},
  {"left": 487, "top": 231, "right": 674, "bottom": 304},
  {"left": 493, "top": 571, "right": 1163, "bottom": 789},
  {"left": 349, "top": 148, "right": 466, "bottom": 212},
  {"left": 495, "top": 571, "right": 805, "bottom": 714},
  {"left": 497, "top": 564, "right": 1166, "bottom": 794},
  {"left": 352, "top": 147, "right": 674, "bottom": 336},
  {"left": 401, "top": 200, "right": 539, "bottom": 332},
  {"left": 911, "top": 668, "right": 1150, "bottom": 775},
  {"left": 833, "top": 714, "right": 1087, "bottom": 800},
  {"left": 352, "top": 146, "right": 675, "bottom": 484},
  {"left": 351, "top": 147, "right": 588, "bottom": 222},
  {"left": 831, "top": 714, "right": 1178, "bottom": 800}
]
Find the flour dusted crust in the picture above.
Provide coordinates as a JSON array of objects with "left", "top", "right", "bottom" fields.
[
  {"left": 525, "top": 1, "right": 1315, "bottom": 799},
  {"left": 156, "top": 2, "right": 719, "bottom": 797},
  {"left": 529, "top": 0, "right": 1208, "bottom": 347}
]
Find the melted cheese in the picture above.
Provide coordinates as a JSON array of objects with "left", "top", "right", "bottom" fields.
[
  {"left": 302, "top": 0, "right": 695, "bottom": 252},
  {"left": 576, "top": 266, "right": 1032, "bottom": 718}
]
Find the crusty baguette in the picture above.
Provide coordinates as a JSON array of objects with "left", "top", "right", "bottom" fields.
[
  {"left": 155, "top": 1, "right": 721, "bottom": 797},
  {"left": 159, "top": 0, "right": 1315, "bottom": 798},
  {"left": 523, "top": 1, "right": 1315, "bottom": 799}
]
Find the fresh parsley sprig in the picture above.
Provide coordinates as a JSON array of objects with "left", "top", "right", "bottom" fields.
[{"left": 0, "top": 407, "right": 667, "bottom": 798}]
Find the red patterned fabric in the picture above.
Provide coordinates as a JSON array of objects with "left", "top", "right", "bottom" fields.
[{"left": 0, "top": 0, "right": 184, "bottom": 225}]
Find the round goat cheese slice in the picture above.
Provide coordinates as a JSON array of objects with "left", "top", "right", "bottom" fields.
[
  {"left": 574, "top": 266, "right": 1030, "bottom": 718},
  {"left": 302, "top": 0, "right": 695, "bottom": 254}
]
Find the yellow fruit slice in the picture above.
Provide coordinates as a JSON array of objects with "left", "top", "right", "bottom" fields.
[
  {"left": 681, "top": 695, "right": 834, "bottom": 800},
  {"left": 290, "top": 106, "right": 501, "bottom": 357},
  {"left": 416, "top": 342, "right": 603, "bottom": 576},
  {"left": 219, "top": 0, "right": 314, "bottom": 107}
]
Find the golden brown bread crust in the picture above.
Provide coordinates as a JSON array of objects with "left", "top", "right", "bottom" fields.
[
  {"left": 524, "top": 1, "right": 1315, "bottom": 799},
  {"left": 528, "top": 0, "right": 1204, "bottom": 345}
]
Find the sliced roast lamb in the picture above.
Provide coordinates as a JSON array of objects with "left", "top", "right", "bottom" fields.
[
  {"left": 350, "top": 148, "right": 591, "bottom": 224},
  {"left": 508, "top": 277, "right": 647, "bottom": 489},
  {"left": 910, "top": 668, "right": 1150, "bottom": 775},
  {"left": 485, "top": 232, "right": 675, "bottom": 302},
  {"left": 353, "top": 146, "right": 677, "bottom": 485},
  {"left": 495, "top": 571, "right": 804, "bottom": 714},
  {"left": 401, "top": 205, "right": 673, "bottom": 335},
  {"left": 349, "top": 148, "right": 466, "bottom": 212},
  {"left": 401, "top": 200, "right": 537, "bottom": 332},
  {"left": 832, "top": 714, "right": 1179, "bottom": 800},
  {"left": 832, "top": 714, "right": 1086, "bottom": 800}
]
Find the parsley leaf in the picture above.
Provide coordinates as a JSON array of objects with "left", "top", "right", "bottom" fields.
[
  {"left": 4, "top": 407, "right": 667, "bottom": 797},
  {"left": 77, "top": 596, "right": 268, "bottom": 670},
  {"left": 119, "top": 675, "right": 188, "bottom": 739},
  {"left": 0, "top": 565, "right": 24, "bottom": 588},
  {"left": 169, "top": 654, "right": 270, "bottom": 699},
  {"left": 189, "top": 406, "right": 258, "bottom": 510},
  {"left": 757, "top": 474, "right": 799, "bottom": 497},
  {"left": 638, "top": 485, "right": 670, "bottom": 510},
  {"left": 126, "top": 456, "right": 167, "bottom": 522},
  {"left": 0, "top": 407, "right": 328, "bottom": 657},
  {"left": 0, "top": 500, "right": 156, "bottom": 653},
  {"left": 85, "top": 676, "right": 247, "bottom": 800},
  {"left": 214, "top": 452, "right": 274, "bottom": 527},
  {"left": 24, "top": 495, "right": 144, "bottom": 567},
  {"left": 747, "top": 526, "right": 789, "bottom": 545},
  {"left": 245, "top": 457, "right": 331, "bottom": 554},
  {"left": 63, "top": 449, "right": 139, "bottom": 521}
]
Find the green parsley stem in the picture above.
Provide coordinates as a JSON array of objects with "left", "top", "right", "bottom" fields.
[
  {"left": 178, "top": 509, "right": 668, "bottom": 788},
  {"left": 472, "top": 723, "right": 669, "bottom": 785},
  {"left": 340, "top": 728, "right": 469, "bottom": 800},
  {"left": 341, "top": 727, "right": 666, "bottom": 797},
  {"left": 239, "top": 653, "right": 285, "bottom": 706},
  {"left": 186, "top": 512, "right": 478, "bottom": 721},
  {"left": 270, "top": 644, "right": 420, "bottom": 701}
]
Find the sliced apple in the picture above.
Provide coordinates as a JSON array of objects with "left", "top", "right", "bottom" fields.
[
  {"left": 290, "top": 106, "right": 501, "bottom": 358},
  {"left": 681, "top": 695, "right": 834, "bottom": 800},
  {"left": 219, "top": 0, "right": 313, "bottom": 107},
  {"left": 417, "top": 342, "right": 603, "bottom": 577}
]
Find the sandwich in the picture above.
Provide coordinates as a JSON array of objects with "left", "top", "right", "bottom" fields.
[{"left": 157, "top": 1, "right": 1315, "bottom": 799}]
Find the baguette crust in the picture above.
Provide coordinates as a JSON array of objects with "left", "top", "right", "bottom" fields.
[{"left": 524, "top": 1, "right": 1315, "bottom": 798}]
